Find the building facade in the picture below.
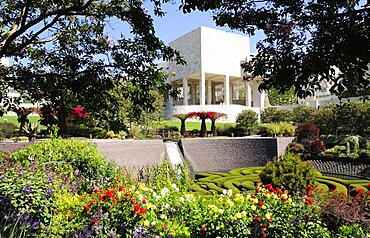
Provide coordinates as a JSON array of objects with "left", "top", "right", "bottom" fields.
[{"left": 160, "top": 26, "right": 267, "bottom": 122}]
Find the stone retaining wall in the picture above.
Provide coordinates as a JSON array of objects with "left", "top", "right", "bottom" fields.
[{"left": 180, "top": 137, "right": 279, "bottom": 173}]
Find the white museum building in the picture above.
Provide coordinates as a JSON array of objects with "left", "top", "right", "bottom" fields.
[{"left": 160, "top": 26, "right": 267, "bottom": 122}]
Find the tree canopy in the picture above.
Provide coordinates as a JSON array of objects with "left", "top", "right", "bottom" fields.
[
  {"left": 0, "top": 0, "right": 184, "bottom": 134},
  {"left": 180, "top": 0, "right": 370, "bottom": 98}
]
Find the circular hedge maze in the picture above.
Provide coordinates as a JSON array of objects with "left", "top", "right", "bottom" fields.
[{"left": 191, "top": 167, "right": 370, "bottom": 195}]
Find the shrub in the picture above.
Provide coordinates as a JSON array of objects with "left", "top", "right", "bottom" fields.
[
  {"left": 261, "top": 107, "right": 294, "bottom": 123},
  {"left": 265, "top": 123, "right": 280, "bottom": 137},
  {"left": 106, "top": 130, "right": 116, "bottom": 139},
  {"left": 0, "top": 122, "right": 18, "bottom": 138},
  {"left": 319, "top": 192, "right": 370, "bottom": 234},
  {"left": 292, "top": 105, "right": 316, "bottom": 124},
  {"left": 259, "top": 152, "right": 318, "bottom": 195},
  {"left": 296, "top": 122, "right": 320, "bottom": 143},
  {"left": 279, "top": 122, "right": 295, "bottom": 136},
  {"left": 9, "top": 138, "right": 118, "bottom": 191},
  {"left": 236, "top": 109, "right": 259, "bottom": 129}
]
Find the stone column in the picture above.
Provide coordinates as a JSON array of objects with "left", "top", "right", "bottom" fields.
[
  {"left": 206, "top": 79, "right": 212, "bottom": 105},
  {"left": 200, "top": 72, "right": 206, "bottom": 106},
  {"left": 260, "top": 91, "right": 266, "bottom": 109},
  {"left": 224, "top": 75, "right": 230, "bottom": 105},
  {"left": 182, "top": 77, "right": 188, "bottom": 105},
  {"left": 190, "top": 82, "right": 196, "bottom": 105},
  {"left": 246, "top": 80, "right": 252, "bottom": 107}
]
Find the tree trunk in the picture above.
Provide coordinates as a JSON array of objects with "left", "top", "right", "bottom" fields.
[
  {"left": 57, "top": 110, "right": 68, "bottom": 137},
  {"left": 211, "top": 120, "right": 216, "bottom": 136},
  {"left": 180, "top": 119, "right": 186, "bottom": 136},
  {"left": 200, "top": 118, "right": 207, "bottom": 137}
]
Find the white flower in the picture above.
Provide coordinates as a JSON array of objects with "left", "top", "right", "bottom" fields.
[
  {"left": 161, "top": 187, "right": 169, "bottom": 197},
  {"left": 227, "top": 189, "right": 233, "bottom": 196},
  {"left": 222, "top": 189, "right": 227, "bottom": 195},
  {"left": 171, "top": 183, "right": 179, "bottom": 192},
  {"left": 160, "top": 214, "right": 166, "bottom": 220},
  {"left": 164, "top": 203, "right": 170, "bottom": 209},
  {"left": 151, "top": 221, "right": 156, "bottom": 226},
  {"left": 179, "top": 197, "right": 185, "bottom": 202},
  {"left": 138, "top": 194, "right": 143, "bottom": 200}
]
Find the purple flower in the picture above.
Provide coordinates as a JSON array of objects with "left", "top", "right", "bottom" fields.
[
  {"left": 47, "top": 175, "right": 54, "bottom": 183},
  {"left": 73, "top": 170, "right": 80, "bottom": 177},
  {"left": 45, "top": 188, "right": 53, "bottom": 197},
  {"left": 23, "top": 184, "right": 31, "bottom": 195}
]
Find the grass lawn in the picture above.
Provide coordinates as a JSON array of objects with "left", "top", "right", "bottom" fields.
[
  {"left": 163, "top": 120, "right": 236, "bottom": 131},
  {"left": 0, "top": 115, "right": 41, "bottom": 127}
]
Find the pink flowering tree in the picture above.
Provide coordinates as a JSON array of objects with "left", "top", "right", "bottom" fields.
[
  {"left": 206, "top": 112, "right": 227, "bottom": 136},
  {"left": 188, "top": 111, "right": 208, "bottom": 137}
]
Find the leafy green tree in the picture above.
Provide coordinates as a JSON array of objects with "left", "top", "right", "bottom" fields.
[
  {"left": 180, "top": 0, "right": 370, "bottom": 98},
  {"left": 267, "top": 86, "right": 297, "bottom": 106},
  {"left": 0, "top": 0, "right": 183, "bottom": 135}
]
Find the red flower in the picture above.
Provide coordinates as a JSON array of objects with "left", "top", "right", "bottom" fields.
[
  {"left": 367, "top": 184, "right": 370, "bottom": 189},
  {"left": 139, "top": 208, "right": 147, "bottom": 215},
  {"left": 253, "top": 217, "right": 261, "bottom": 222},
  {"left": 163, "top": 224, "right": 168, "bottom": 230},
  {"left": 99, "top": 195, "right": 105, "bottom": 202},
  {"left": 84, "top": 204, "right": 90, "bottom": 212},
  {"left": 269, "top": 217, "right": 273, "bottom": 222},
  {"left": 134, "top": 204, "right": 140, "bottom": 211},
  {"left": 258, "top": 200, "right": 264, "bottom": 207},
  {"left": 251, "top": 195, "right": 256, "bottom": 199},
  {"left": 118, "top": 185, "right": 123, "bottom": 191},
  {"left": 106, "top": 190, "right": 114, "bottom": 199},
  {"left": 90, "top": 199, "right": 95, "bottom": 205},
  {"left": 304, "top": 197, "right": 314, "bottom": 205},
  {"left": 201, "top": 225, "right": 207, "bottom": 232},
  {"left": 94, "top": 188, "right": 99, "bottom": 193},
  {"left": 261, "top": 230, "right": 267, "bottom": 238},
  {"left": 68, "top": 213, "right": 73, "bottom": 220},
  {"left": 260, "top": 223, "right": 267, "bottom": 228},
  {"left": 92, "top": 217, "right": 98, "bottom": 224},
  {"left": 142, "top": 199, "right": 147, "bottom": 204}
]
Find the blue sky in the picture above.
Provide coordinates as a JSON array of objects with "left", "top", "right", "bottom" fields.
[{"left": 149, "top": 3, "right": 265, "bottom": 52}]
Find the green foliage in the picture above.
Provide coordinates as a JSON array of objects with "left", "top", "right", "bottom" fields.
[
  {"left": 267, "top": 86, "right": 297, "bottom": 106},
  {"left": 293, "top": 106, "right": 316, "bottom": 124},
  {"left": 0, "top": 122, "right": 18, "bottom": 138},
  {"left": 260, "top": 153, "right": 318, "bottom": 195},
  {"left": 9, "top": 139, "right": 118, "bottom": 191},
  {"left": 236, "top": 109, "right": 259, "bottom": 129},
  {"left": 265, "top": 123, "right": 280, "bottom": 137},
  {"left": 279, "top": 122, "right": 295, "bottom": 136},
  {"left": 337, "top": 224, "right": 367, "bottom": 238},
  {"left": 261, "top": 107, "right": 294, "bottom": 123}
]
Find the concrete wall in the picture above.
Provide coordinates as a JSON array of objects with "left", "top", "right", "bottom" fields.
[
  {"left": 180, "top": 137, "right": 278, "bottom": 173},
  {"left": 200, "top": 27, "right": 249, "bottom": 77},
  {"left": 164, "top": 28, "right": 202, "bottom": 80}
]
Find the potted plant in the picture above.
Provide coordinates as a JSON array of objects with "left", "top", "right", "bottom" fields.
[{"left": 23, "top": 122, "right": 39, "bottom": 142}]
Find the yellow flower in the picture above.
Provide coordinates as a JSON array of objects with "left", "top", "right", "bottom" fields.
[
  {"left": 261, "top": 205, "right": 266, "bottom": 209},
  {"left": 281, "top": 193, "right": 288, "bottom": 200},
  {"left": 265, "top": 193, "right": 271, "bottom": 199},
  {"left": 265, "top": 213, "right": 271, "bottom": 220},
  {"left": 227, "top": 200, "right": 234, "bottom": 207},
  {"left": 288, "top": 198, "right": 292, "bottom": 203},
  {"left": 218, "top": 209, "right": 224, "bottom": 214},
  {"left": 251, "top": 205, "right": 257, "bottom": 211},
  {"left": 241, "top": 211, "right": 247, "bottom": 217},
  {"left": 235, "top": 213, "right": 242, "bottom": 219},
  {"left": 143, "top": 220, "right": 150, "bottom": 226}
]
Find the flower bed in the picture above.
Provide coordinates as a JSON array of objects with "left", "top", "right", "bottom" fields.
[{"left": 1, "top": 139, "right": 370, "bottom": 237}]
